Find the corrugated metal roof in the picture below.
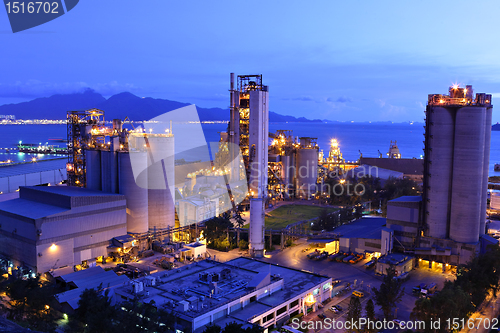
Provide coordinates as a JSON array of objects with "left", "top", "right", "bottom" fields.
[
  {"left": 55, "top": 267, "right": 129, "bottom": 309},
  {"left": 22, "top": 185, "right": 124, "bottom": 198},
  {"left": 335, "top": 217, "right": 387, "bottom": 240},
  {"left": 0, "top": 158, "right": 66, "bottom": 178},
  {"left": 389, "top": 196, "right": 422, "bottom": 202},
  {"left": 0, "top": 198, "right": 68, "bottom": 219}
]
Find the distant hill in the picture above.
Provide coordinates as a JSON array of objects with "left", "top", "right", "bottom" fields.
[
  {"left": 493, "top": 123, "right": 500, "bottom": 131},
  {"left": 0, "top": 90, "right": 322, "bottom": 123}
]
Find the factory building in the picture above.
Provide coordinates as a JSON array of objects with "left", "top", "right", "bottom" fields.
[
  {"left": 359, "top": 157, "right": 423, "bottom": 183},
  {"left": 113, "top": 257, "right": 331, "bottom": 333},
  {"left": 334, "top": 217, "right": 393, "bottom": 256},
  {"left": 420, "top": 85, "right": 494, "bottom": 264},
  {"left": 0, "top": 186, "right": 126, "bottom": 274}
]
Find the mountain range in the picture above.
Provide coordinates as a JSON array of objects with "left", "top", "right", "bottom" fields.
[{"left": 0, "top": 89, "right": 323, "bottom": 122}]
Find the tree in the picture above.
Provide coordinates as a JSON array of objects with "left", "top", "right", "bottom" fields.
[
  {"left": 204, "top": 217, "right": 234, "bottom": 251},
  {"left": 364, "top": 299, "right": 376, "bottom": 333},
  {"left": 233, "top": 211, "right": 245, "bottom": 228},
  {"left": 371, "top": 266, "right": 404, "bottom": 319},
  {"left": 5, "top": 275, "right": 58, "bottom": 332},
  {"left": 346, "top": 296, "right": 362, "bottom": 333},
  {"left": 411, "top": 282, "right": 473, "bottom": 333},
  {"left": 202, "top": 323, "right": 221, "bottom": 333},
  {"left": 65, "top": 286, "right": 119, "bottom": 333},
  {"left": 238, "top": 239, "right": 249, "bottom": 250}
]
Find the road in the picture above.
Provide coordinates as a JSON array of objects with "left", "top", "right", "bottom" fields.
[{"left": 210, "top": 238, "right": 462, "bottom": 332}]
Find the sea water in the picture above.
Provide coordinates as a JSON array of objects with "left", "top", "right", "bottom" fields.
[{"left": 0, "top": 123, "right": 499, "bottom": 175}]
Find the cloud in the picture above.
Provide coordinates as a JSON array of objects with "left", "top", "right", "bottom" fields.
[
  {"left": 0, "top": 80, "right": 140, "bottom": 98},
  {"left": 327, "top": 96, "right": 352, "bottom": 103},
  {"left": 282, "top": 96, "right": 316, "bottom": 102}
]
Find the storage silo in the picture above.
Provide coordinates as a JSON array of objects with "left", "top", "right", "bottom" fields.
[
  {"left": 490, "top": 192, "right": 500, "bottom": 210},
  {"left": 85, "top": 150, "right": 101, "bottom": 191},
  {"left": 449, "top": 107, "right": 486, "bottom": 243},
  {"left": 423, "top": 85, "right": 493, "bottom": 246},
  {"left": 145, "top": 134, "right": 175, "bottom": 231},
  {"left": 424, "top": 106, "right": 455, "bottom": 239},
  {"left": 296, "top": 143, "right": 318, "bottom": 199},
  {"left": 118, "top": 151, "right": 149, "bottom": 234},
  {"left": 101, "top": 150, "right": 118, "bottom": 193},
  {"left": 479, "top": 108, "right": 493, "bottom": 235}
]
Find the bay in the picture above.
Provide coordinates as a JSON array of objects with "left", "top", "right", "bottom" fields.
[{"left": 0, "top": 123, "right": 499, "bottom": 176}]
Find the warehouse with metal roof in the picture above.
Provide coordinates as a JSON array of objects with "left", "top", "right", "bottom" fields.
[{"left": 0, "top": 186, "right": 126, "bottom": 274}]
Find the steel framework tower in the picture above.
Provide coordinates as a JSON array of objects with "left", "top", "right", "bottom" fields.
[
  {"left": 66, "top": 109, "right": 105, "bottom": 187},
  {"left": 229, "top": 73, "right": 269, "bottom": 257}
]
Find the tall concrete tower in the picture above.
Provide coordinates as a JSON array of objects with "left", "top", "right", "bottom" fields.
[
  {"left": 423, "top": 85, "right": 492, "bottom": 244},
  {"left": 229, "top": 74, "right": 269, "bottom": 257}
]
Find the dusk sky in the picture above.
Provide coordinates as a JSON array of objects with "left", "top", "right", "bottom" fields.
[{"left": 1, "top": 0, "right": 500, "bottom": 122}]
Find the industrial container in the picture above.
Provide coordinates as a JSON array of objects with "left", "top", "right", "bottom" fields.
[{"left": 118, "top": 152, "right": 149, "bottom": 234}]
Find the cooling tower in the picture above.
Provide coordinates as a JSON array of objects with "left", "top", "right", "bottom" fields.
[{"left": 118, "top": 151, "right": 149, "bottom": 234}]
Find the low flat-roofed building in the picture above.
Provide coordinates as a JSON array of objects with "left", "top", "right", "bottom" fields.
[
  {"left": 375, "top": 253, "right": 415, "bottom": 276},
  {"left": 0, "top": 186, "right": 126, "bottom": 274},
  {"left": 335, "top": 217, "right": 392, "bottom": 255},
  {"left": 55, "top": 266, "right": 129, "bottom": 312},
  {"left": 114, "top": 257, "right": 332, "bottom": 332}
]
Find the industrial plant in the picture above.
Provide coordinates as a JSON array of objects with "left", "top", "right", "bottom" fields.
[{"left": 0, "top": 79, "right": 496, "bottom": 332}]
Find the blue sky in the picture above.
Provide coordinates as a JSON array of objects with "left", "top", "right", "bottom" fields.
[{"left": 1, "top": 0, "right": 500, "bottom": 122}]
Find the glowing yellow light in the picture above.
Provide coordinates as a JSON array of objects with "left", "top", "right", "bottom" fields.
[
  {"left": 31, "top": 157, "right": 36, "bottom": 162},
  {"left": 50, "top": 244, "right": 57, "bottom": 251},
  {"left": 339, "top": 179, "right": 346, "bottom": 184},
  {"left": 45, "top": 305, "right": 50, "bottom": 310},
  {"left": 439, "top": 99, "right": 444, "bottom": 104},
  {"left": 452, "top": 84, "right": 459, "bottom": 90},
  {"left": 305, "top": 294, "right": 316, "bottom": 305}
]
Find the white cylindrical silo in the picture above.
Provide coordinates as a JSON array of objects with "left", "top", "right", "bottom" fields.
[
  {"left": 491, "top": 192, "right": 500, "bottom": 210},
  {"left": 146, "top": 135, "right": 175, "bottom": 231},
  {"left": 296, "top": 148, "right": 318, "bottom": 198},
  {"left": 85, "top": 150, "right": 101, "bottom": 191},
  {"left": 479, "top": 107, "right": 493, "bottom": 235},
  {"left": 249, "top": 197, "right": 265, "bottom": 257},
  {"left": 449, "top": 107, "right": 486, "bottom": 243},
  {"left": 119, "top": 151, "right": 149, "bottom": 234},
  {"left": 425, "top": 106, "right": 455, "bottom": 239}
]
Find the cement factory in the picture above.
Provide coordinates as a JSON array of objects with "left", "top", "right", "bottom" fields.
[{"left": 0, "top": 78, "right": 496, "bottom": 332}]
